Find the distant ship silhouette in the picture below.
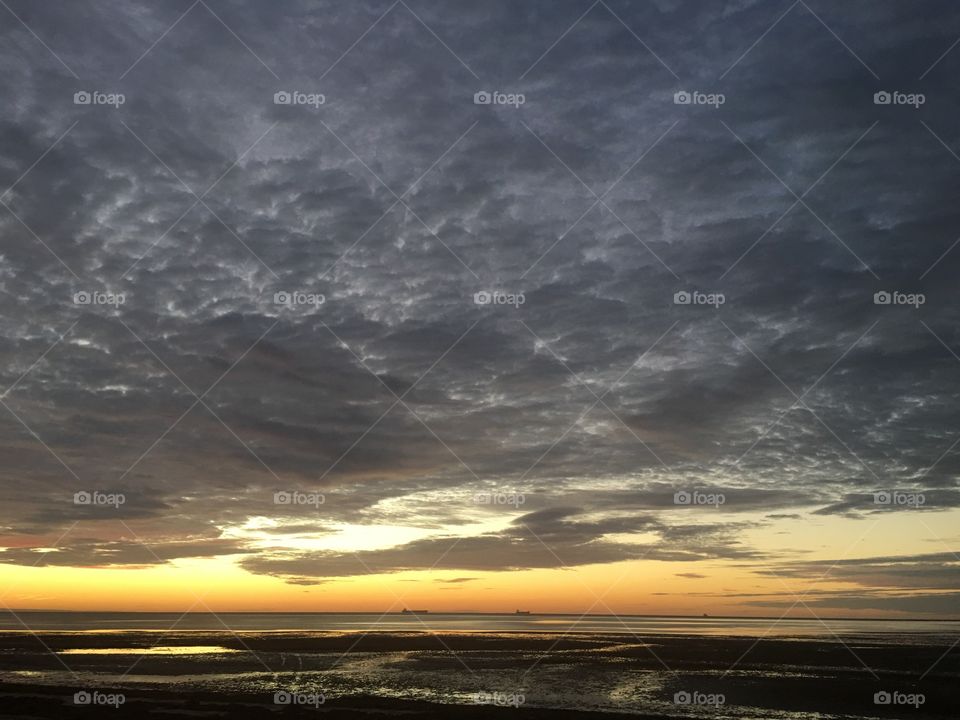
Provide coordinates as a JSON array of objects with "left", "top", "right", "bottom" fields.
[
  {"left": 515, "top": 610, "right": 531, "bottom": 615},
  {"left": 400, "top": 609, "right": 429, "bottom": 615}
]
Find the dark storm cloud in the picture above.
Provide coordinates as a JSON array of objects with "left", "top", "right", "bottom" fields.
[{"left": 1, "top": 0, "right": 959, "bottom": 600}]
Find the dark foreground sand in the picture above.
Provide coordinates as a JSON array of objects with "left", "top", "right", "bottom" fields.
[
  {"left": 0, "top": 683, "right": 660, "bottom": 719},
  {"left": 0, "top": 631, "right": 956, "bottom": 718}
]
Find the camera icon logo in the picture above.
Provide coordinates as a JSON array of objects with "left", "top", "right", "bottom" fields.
[
  {"left": 73, "top": 691, "right": 92, "bottom": 705},
  {"left": 674, "top": 91, "right": 691, "bottom": 105},
  {"left": 873, "top": 491, "right": 892, "bottom": 505},
  {"left": 274, "top": 291, "right": 291, "bottom": 306},
  {"left": 873, "top": 291, "right": 891, "bottom": 305},
  {"left": 274, "top": 690, "right": 292, "bottom": 705},
  {"left": 873, "top": 91, "right": 891, "bottom": 105},
  {"left": 873, "top": 691, "right": 891, "bottom": 705},
  {"left": 73, "top": 491, "right": 92, "bottom": 505},
  {"left": 73, "top": 291, "right": 92, "bottom": 305},
  {"left": 274, "top": 91, "right": 292, "bottom": 105},
  {"left": 673, "top": 490, "right": 692, "bottom": 505},
  {"left": 273, "top": 490, "right": 292, "bottom": 505},
  {"left": 673, "top": 691, "right": 692, "bottom": 704},
  {"left": 474, "top": 91, "right": 492, "bottom": 105},
  {"left": 674, "top": 291, "right": 691, "bottom": 305},
  {"left": 73, "top": 91, "right": 91, "bottom": 105},
  {"left": 474, "top": 291, "right": 492, "bottom": 305}
]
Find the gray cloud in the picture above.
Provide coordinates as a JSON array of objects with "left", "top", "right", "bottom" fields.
[{"left": 0, "top": 1, "right": 959, "bottom": 608}]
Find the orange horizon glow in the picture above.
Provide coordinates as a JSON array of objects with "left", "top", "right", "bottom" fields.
[{"left": 2, "top": 508, "right": 958, "bottom": 618}]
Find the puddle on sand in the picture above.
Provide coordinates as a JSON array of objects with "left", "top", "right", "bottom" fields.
[{"left": 59, "top": 646, "right": 240, "bottom": 656}]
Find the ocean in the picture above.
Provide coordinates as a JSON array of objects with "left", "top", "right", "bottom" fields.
[{"left": 3, "top": 610, "right": 958, "bottom": 639}]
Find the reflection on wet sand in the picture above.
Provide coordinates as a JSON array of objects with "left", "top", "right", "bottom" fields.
[{"left": 59, "top": 645, "right": 240, "bottom": 656}]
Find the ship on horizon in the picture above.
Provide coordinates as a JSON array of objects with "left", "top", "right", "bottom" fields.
[{"left": 400, "top": 608, "right": 429, "bottom": 615}]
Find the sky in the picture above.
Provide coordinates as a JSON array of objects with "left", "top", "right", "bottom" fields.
[{"left": 1, "top": 0, "right": 959, "bottom": 617}]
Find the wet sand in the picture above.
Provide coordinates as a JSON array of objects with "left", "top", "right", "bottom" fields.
[
  {"left": 0, "top": 631, "right": 956, "bottom": 718},
  {"left": 1, "top": 683, "right": 663, "bottom": 720}
]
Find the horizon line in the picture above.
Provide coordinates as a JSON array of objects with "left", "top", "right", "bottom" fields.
[{"left": 4, "top": 609, "right": 958, "bottom": 622}]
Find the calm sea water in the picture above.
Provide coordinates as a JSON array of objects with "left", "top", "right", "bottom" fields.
[{"left": 3, "top": 611, "right": 958, "bottom": 639}]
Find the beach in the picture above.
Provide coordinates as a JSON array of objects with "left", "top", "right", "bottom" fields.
[{"left": 0, "top": 624, "right": 956, "bottom": 718}]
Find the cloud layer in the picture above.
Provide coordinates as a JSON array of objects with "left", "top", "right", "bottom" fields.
[{"left": 0, "top": 0, "right": 959, "bottom": 611}]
